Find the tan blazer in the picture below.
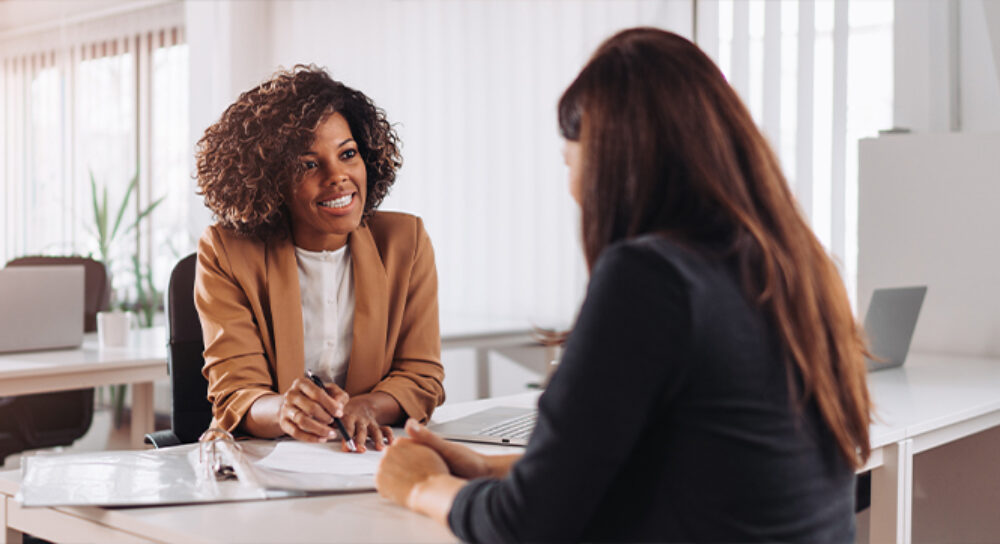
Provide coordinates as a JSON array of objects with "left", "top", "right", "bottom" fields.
[{"left": 194, "top": 211, "right": 445, "bottom": 433}]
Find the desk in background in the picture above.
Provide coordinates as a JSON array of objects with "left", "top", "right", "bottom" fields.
[
  {"left": 0, "top": 328, "right": 167, "bottom": 449},
  {"left": 441, "top": 315, "right": 557, "bottom": 399},
  {"left": 862, "top": 352, "right": 1000, "bottom": 543}
]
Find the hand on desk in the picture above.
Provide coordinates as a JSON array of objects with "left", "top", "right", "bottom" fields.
[
  {"left": 375, "top": 420, "right": 524, "bottom": 526},
  {"left": 338, "top": 393, "right": 396, "bottom": 452},
  {"left": 277, "top": 376, "right": 350, "bottom": 443},
  {"left": 402, "top": 419, "right": 496, "bottom": 478},
  {"left": 249, "top": 381, "right": 400, "bottom": 451},
  {"left": 278, "top": 381, "right": 396, "bottom": 451}
]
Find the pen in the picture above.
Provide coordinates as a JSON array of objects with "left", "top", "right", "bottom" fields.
[{"left": 305, "top": 370, "right": 358, "bottom": 452}]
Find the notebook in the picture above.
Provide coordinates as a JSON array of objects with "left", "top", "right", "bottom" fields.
[
  {"left": 0, "top": 265, "right": 84, "bottom": 353},
  {"left": 428, "top": 406, "right": 537, "bottom": 446},
  {"left": 864, "top": 286, "right": 928, "bottom": 372}
]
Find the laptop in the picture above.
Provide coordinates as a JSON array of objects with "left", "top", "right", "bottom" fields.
[
  {"left": 428, "top": 406, "right": 537, "bottom": 446},
  {"left": 0, "top": 265, "right": 85, "bottom": 353},
  {"left": 864, "top": 286, "right": 927, "bottom": 372}
]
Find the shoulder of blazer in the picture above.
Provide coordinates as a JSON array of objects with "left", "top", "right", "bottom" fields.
[
  {"left": 365, "top": 211, "right": 426, "bottom": 259},
  {"left": 201, "top": 224, "right": 272, "bottom": 277}
]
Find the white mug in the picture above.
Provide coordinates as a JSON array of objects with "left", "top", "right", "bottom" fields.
[{"left": 97, "top": 311, "right": 136, "bottom": 348}]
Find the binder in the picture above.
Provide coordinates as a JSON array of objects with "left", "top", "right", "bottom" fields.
[{"left": 17, "top": 428, "right": 379, "bottom": 508}]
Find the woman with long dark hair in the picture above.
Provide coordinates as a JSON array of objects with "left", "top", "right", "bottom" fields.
[{"left": 376, "top": 28, "right": 871, "bottom": 542}]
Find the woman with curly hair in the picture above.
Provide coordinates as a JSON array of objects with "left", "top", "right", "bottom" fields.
[{"left": 194, "top": 65, "right": 444, "bottom": 451}]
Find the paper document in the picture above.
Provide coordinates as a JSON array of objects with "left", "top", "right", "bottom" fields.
[{"left": 254, "top": 441, "right": 384, "bottom": 475}]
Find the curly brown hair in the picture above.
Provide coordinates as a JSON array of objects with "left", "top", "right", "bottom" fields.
[{"left": 195, "top": 65, "right": 402, "bottom": 240}]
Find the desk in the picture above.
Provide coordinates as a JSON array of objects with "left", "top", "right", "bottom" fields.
[
  {"left": 441, "top": 315, "right": 554, "bottom": 398},
  {"left": 0, "top": 328, "right": 168, "bottom": 449},
  {"left": 3, "top": 354, "right": 999, "bottom": 543},
  {"left": 862, "top": 352, "right": 1000, "bottom": 543},
  {"left": 0, "top": 393, "right": 537, "bottom": 544}
]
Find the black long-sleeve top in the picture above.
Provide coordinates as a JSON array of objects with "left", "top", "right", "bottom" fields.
[{"left": 448, "top": 235, "right": 855, "bottom": 543}]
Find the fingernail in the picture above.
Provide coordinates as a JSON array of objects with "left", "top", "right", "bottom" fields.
[{"left": 328, "top": 430, "right": 338, "bottom": 439}]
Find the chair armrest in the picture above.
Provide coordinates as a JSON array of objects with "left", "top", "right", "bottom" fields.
[{"left": 144, "top": 430, "right": 181, "bottom": 449}]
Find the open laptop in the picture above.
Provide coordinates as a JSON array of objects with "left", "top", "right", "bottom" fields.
[
  {"left": 428, "top": 406, "right": 537, "bottom": 446},
  {"left": 0, "top": 265, "right": 85, "bottom": 353},
  {"left": 864, "top": 286, "right": 927, "bottom": 372}
]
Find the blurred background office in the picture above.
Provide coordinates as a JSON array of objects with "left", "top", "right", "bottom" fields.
[{"left": 1, "top": 0, "right": 998, "bottom": 404}]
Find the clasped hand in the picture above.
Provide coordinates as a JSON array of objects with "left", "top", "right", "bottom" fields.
[
  {"left": 278, "top": 377, "right": 394, "bottom": 451},
  {"left": 376, "top": 419, "right": 498, "bottom": 512}
]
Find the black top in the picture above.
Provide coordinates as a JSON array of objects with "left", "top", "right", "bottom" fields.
[{"left": 448, "top": 235, "right": 855, "bottom": 543}]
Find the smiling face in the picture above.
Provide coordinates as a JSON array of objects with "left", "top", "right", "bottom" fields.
[{"left": 287, "top": 112, "right": 368, "bottom": 251}]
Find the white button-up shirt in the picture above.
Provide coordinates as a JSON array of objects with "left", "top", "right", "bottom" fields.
[{"left": 295, "top": 244, "right": 355, "bottom": 388}]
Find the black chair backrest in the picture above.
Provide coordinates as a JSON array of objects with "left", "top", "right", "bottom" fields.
[
  {"left": 168, "top": 253, "right": 213, "bottom": 443},
  {"left": 6, "top": 255, "right": 110, "bottom": 332}
]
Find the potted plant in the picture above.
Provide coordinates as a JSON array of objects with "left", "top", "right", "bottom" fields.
[{"left": 87, "top": 170, "right": 165, "bottom": 426}]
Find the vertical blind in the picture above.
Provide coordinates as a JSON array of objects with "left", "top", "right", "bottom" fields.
[
  {"left": 696, "top": 0, "right": 893, "bottom": 305},
  {"left": 0, "top": 1, "right": 188, "bottom": 302}
]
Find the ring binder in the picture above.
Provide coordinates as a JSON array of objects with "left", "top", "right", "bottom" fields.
[{"left": 198, "top": 427, "right": 239, "bottom": 481}]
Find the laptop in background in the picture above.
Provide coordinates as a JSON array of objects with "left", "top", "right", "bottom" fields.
[
  {"left": 431, "top": 285, "right": 929, "bottom": 443},
  {"left": 864, "top": 286, "right": 927, "bottom": 372},
  {"left": 428, "top": 406, "right": 536, "bottom": 446},
  {"left": 0, "top": 266, "right": 85, "bottom": 353}
]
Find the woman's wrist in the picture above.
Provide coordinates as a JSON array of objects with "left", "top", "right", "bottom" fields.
[
  {"left": 351, "top": 391, "right": 403, "bottom": 426},
  {"left": 242, "top": 393, "right": 284, "bottom": 438},
  {"left": 485, "top": 454, "right": 521, "bottom": 479},
  {"left": 407, "top": 473, "right": 466, "bottom": 525}
]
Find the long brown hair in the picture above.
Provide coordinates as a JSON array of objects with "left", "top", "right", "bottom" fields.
[{"left": 559, "top": 27, "right": 871, "bottom": 468}]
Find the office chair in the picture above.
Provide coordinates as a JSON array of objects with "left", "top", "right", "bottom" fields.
[
  {"left": 0, "top": 256, "right": 109, "bottom": 466},
  {"left": 144, "top": 253, "right": 213, "bottom": 448}
]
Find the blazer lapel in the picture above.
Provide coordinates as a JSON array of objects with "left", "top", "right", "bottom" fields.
[
  {"left": 345, "top": 225, "right": 388, "bottom": 395},
  {"left": 267, "top": 237, "right": 305, "bottom": 394}
]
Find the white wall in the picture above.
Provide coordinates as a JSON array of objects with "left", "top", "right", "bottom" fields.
[
  {"left": 857, "top": 133, "right": 1000, "bottom": 357},
  {"left": 893, "top": 0, "right": 958, "bottom": 132},
  {"left": 961, "top": 0, "right": 1000, "bottom": 132},
  {"left": 186, "top": 0, "right": 694, "bottom": 326},
  {"left": 184, "top": 0, "right": 273, "bottom": 242},
  {"left": 894, "top": 0, "right": 1000, "bottom": 133}
]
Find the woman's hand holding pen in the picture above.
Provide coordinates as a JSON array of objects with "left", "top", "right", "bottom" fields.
[
  {"left": 278, "top": 376, "right": 350, "bottom": 443},
  {"left": 339, "top": 393, "right": 396, "bottom": 452}
]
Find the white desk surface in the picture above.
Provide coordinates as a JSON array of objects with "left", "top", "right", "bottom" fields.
[
  {"left": 866, "top": 352, "right": 1000, "bottom": 454},
  {"left": 0, "top": 327, "right": 167, "bottom": 396},
  {"left": 4, "top": 355, "right": 1000, "bottom": 544},
  {"left": 0, "top": 393, "right": 538, "bottom": 544}
]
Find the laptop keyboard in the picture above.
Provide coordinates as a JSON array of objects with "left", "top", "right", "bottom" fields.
[{"left": 479, "top": 412, "right": 538, "bottom": 440}]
